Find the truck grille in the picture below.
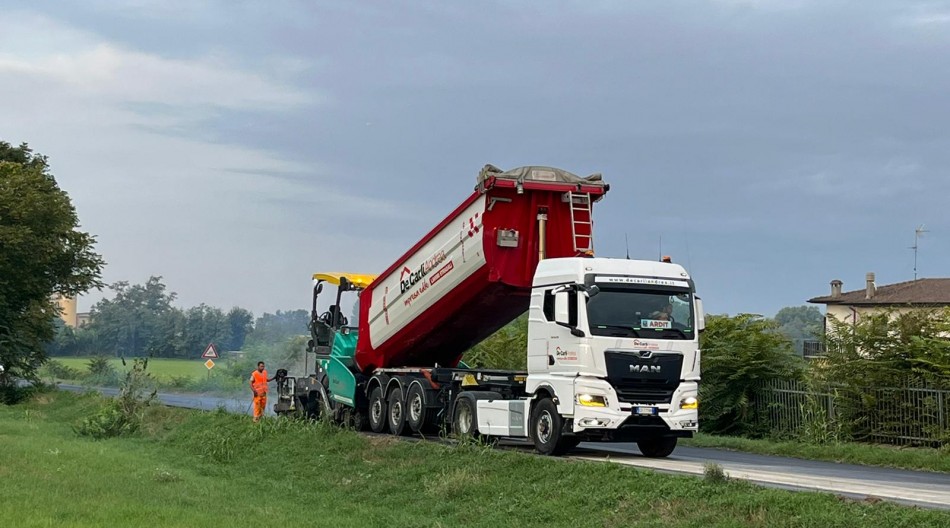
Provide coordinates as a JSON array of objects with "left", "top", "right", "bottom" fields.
[
  {"left": 604, "top": 351, "right": 682, "bottom": 405},
  {"left": 613, "top": 381, "right": 677, "bottom": 404}
]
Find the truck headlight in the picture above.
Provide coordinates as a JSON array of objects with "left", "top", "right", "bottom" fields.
[
  {"left": 680, "top": 396, "right": 698, "bottom": 410},
  {"left": 577, "top": 394, "right": 607, "bottom": 407}
]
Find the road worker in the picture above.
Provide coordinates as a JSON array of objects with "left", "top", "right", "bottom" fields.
[{"left": 250, "top": 361, "right": 275, "bottom": 422}]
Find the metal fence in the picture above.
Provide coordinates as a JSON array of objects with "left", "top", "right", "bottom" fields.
[{"left": 755, "top": 379, "right": 950, "bottom": 446}]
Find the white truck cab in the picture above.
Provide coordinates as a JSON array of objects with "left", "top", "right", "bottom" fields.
[{"left": 477, "top": 257, "right": 703, "bottom": 456}]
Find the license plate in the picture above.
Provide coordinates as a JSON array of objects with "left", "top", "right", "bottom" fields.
[{"left": 635, "top": 406, "right": 658, "bottom": 416}]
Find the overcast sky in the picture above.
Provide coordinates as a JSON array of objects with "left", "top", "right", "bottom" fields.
[{"left": 2, "top": 0, "right": 948, "bottom": 317}]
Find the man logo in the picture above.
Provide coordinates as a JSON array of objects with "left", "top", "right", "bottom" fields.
[{"left": 629, "top": 364, "right": 661, "bottom": 374}]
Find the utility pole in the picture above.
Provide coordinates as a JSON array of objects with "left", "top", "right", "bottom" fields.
[{"left": 910, "top": 225, "right": 928, "bottom": 280}]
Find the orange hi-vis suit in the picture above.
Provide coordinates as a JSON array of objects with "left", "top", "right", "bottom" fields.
[{"left": 251, "top": 369, "right": 268, "bottom": 420}]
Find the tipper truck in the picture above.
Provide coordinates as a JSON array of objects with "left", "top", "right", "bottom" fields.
[{"left": 275, "top": 164, "right": 704, "bottom": 457}]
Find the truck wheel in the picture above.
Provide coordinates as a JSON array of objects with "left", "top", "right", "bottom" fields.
[
  {"left": 343, "top": 408, "right": 368, "bottom": 431},
  {"left": 531, "top": 398, "right": 571, "bottom": 456},
  {"left": 406, "top": 383, "right": 433, "bottom": 434},
  {"left": 368, "top": 386, "right": 388, "bottom": 433},
  {"left": 637, "top": 437, "right": 677, "bottom": 458},
  {"left": 452, "top": 396, "right": 479, "bottom": 440},
  {"left": 387, "top": 389, "right": 408, "bottom": 436}
]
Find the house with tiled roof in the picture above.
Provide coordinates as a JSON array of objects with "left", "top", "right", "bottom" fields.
[{"left": 804, "top": 273, "right": 950, "bottom": 357}]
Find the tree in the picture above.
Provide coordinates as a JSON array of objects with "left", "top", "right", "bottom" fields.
[
  {"left": 0, "top": 141, "right": 104, "bottom": 396},
  {"left": 774, "top": 305, "right": 824, "bottom": 353},
  {"left": 89, "top": 277, "right": 176, "bottom": 357},
  {"left": 225, "top": 307, "right": 253, "bottom": 351},
  {"left": 244, "top": 310, "right": 309, "bottom": 347}
]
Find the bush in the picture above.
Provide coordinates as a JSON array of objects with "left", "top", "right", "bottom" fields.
[
  {"left": 84, "top": 355, "right": 119, "bottom": 386},
  {"left": 817, "top": 308, "right": 950, "bottom": 444},
  {"left": 703, "top": 462, "right": 729, "bottom": 483},
  {"left": 75, "top": 357, "right": 156, "bottom": 439},
  {"left": 74, "top": 400, "right": 142, "bottom": 439},
  {"left": 42, "top": 359, "right": 82, "bottom": 380},
  {"left": 700, "top": 314, "right": 804, "bottom": 437},
  {"left": 0, "top": 382, "right": 47, "bottom": 405}
]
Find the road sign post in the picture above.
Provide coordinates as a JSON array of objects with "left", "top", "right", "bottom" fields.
[
  {"left": 202, "top": 343, "right": 219, "bottom": 359},
  {"left": 202, "top": 344, "right": 218, "bottom": 379}
]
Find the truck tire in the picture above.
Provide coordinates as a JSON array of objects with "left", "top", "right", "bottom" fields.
[
  {"left": 387, "top": 389, "right": 408, "bottom": 436},
  {"left": 342, "top": 407, "right": 368, "bottom": 431},
  {"left": 530, "top": 398, "right": 572, "bottom": 456},
  {"left": 303, "top": 392, "right": 321, "bottom": 420},
  {"left": 452, "top": 396, "right": 480, "bottom": 441},
  {"left": 406, "top": 383, "right": 435, "bottom": 434},
  {"left": 368, "top": 386, "right": 388, "bottom": 433},
  {"left": 637, "top": 437, "right": 677, "bottom": 458}
]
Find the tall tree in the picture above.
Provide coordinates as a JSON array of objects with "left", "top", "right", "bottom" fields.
[
  {"left": 225, "top": 307, "right": 253, "bottom": 351},
  {"left": 244, "top": 310, "right": 309, "bottom": 347},
  {"left": 0, "top": 141, "right": 104, "bottom": 393},
  {"left": 774, "top": 305, "right": 824, "bottom": 340},
  {"left": 774, "top": 305, "right": 825, "bottom": 354},
  {"left": 89, "top": 277, "right": 176, "bottom": 357}
]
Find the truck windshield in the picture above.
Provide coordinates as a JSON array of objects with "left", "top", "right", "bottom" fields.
[{"left": 586, "top": 289, "right": 694, "bottom": 339}]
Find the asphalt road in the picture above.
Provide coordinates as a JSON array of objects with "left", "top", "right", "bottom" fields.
[{"left": 61, "top": 384, "right": 950, "bottom": 510}]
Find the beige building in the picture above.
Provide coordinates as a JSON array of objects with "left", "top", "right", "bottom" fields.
[
  {"left": 52, "top": 294, "right": 91, "bottom": 328},
  {"left": 808, "top": 273, "right": 950, "bottom": 338},
  {"left": 53, "top": 294, "right": 78, "bottom": 328}
]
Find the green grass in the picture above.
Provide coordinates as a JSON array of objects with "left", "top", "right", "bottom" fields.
[
  {"left": 53, "top": 357, "right": 212, "bottom": 382},
  {"left": 1, "top": 391, "right": 948, "bottom": 528},
  {"left": 682, "top": 433, "right": 950, "bottom": 474}
]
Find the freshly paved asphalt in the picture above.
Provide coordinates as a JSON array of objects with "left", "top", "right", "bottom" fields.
[{"left": 60, "top": 384, "right": 950, "bottom": 510}]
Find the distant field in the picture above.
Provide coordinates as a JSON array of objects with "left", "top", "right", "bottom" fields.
[{"left": 52, "top": 357, "right": 212, "bottom": 381}]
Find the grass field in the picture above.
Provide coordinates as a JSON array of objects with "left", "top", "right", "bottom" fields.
[
  {"left": 1, "top": 391, "right": 948, "bottom": 528},
  {"left": 52, "top": 357, "right": 215, "bottom": 382},
  {"left": 682, "top": 433, "right": 950, "bottom": 474}
]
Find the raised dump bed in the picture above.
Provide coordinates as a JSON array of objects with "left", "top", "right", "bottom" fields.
[{"left": 354, "top": 165, "right": 608, "bottom": 373}]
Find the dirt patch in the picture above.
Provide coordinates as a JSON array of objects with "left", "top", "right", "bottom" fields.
[
  {"left": 32, "top": 394, "right": 54, "bottom": 406},
  {"left": 367, "top": 435, "right": 397, "bottom": 448}
]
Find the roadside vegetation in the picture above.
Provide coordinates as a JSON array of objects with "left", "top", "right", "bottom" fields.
[{"left": 2, "top": 390, "right": 948, "bottom": 528}]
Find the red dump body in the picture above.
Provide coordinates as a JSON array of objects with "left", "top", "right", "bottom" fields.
[{"left": 354, "top": 166, "right": 608, "bottom": 374}]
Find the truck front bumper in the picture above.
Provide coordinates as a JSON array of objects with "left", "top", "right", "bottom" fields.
[{"left": 571, "top": 378, "right": 698, "bottom": 436}]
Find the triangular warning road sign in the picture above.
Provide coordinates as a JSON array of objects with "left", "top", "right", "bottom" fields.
[{"left": 202, "top": 343, "right": 219, "bottom": 359}]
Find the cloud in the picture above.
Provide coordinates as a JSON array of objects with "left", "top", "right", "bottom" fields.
[
  {"left": 0, "top": 12, "right": 314, "bottom": 112},
  {"left": 0, "top": 11, "right": 405, "bottom": 312}
]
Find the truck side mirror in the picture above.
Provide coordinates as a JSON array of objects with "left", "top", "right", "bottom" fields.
[
  {"left": 554, "top": 291, "right": 570, "bottom": 325},
  {"left": 695, "top": 297, "right": 705, "bottom": 332}
]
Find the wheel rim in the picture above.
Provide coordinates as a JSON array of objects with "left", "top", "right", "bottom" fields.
[
  {"left": 458, "top": 403, "right": 473, "bottom": 434},
  {"left": 409, "top": 394, "right": 423, "bottom": 423},
  {"left": 371, "top": 398, "right": 382, "bottom": 424},
  {"left": 537, "top": 410, "right": 553, "bottom": 444},
  {"left": 391, "top": 400, "right": 402, "bottom": 424}
]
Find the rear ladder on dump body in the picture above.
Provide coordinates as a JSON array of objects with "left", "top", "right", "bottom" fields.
[{"left": 564, "top": 191, "right": 594, "bottom": 253}]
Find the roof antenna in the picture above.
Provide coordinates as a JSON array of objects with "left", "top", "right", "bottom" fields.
[
  {"left": 910, "top": 224, "right": 929, "bottom": 280},
  {"left": 685, "top": 232, "right": 694, "bottom": 274},
  {"left": 625, "top": 233, "right": 630, "bottom": 259},
  {"left": 657, "top": 235, "right": 662, "bottom": 261}
]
